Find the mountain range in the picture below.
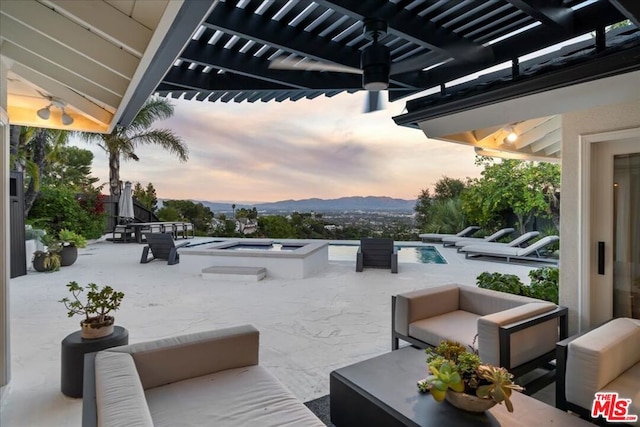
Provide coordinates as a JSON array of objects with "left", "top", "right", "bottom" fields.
[{"left": 179, "top": 196, "right": 416, "bottom": 213}]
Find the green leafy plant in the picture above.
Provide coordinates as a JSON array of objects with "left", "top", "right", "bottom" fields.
[
  {"left": 59, "top": 281, "right": 124, "bottom": 324},
  {"left": 58, "top": 229, "right": 87, "bottom": 248},
  {"left": 418, "top": 340, "right": 523, "bottom": 412},
  {"left": 477, "top": 272, "right": 526, "bottom": 296},
  {"left": 476, "top": 365, "right": 523, "bottom": 413},
  {"left": 32, "top": 250, "right": 61, "bottom": 271},
  {"left": 528, "top": 267, "right": 559, "bottom": 304}
]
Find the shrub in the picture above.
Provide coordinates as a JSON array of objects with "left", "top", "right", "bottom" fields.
[
  {"left": 28, "top": 185, "right": 106, "bottom": 239},
  {"left": 476, "top": 267, "right": 559, "bottom": 304},
  {"left": 528, "top": 267, "right": 559, "bottom": 304},
  {"left": 476, "top": 272, "right": 527, "bottom": 296}
]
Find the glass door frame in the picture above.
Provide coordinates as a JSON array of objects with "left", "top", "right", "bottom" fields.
[{"left": 578, "top": 127, "right": 640, "bottom": 332}]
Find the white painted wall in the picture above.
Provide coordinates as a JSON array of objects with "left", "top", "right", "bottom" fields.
[
  {"left": 1, "top": 59, "right": 11, "bottom": 402},
  {"left": 560, "top": 99, "right": 640, "bottom": 333}
]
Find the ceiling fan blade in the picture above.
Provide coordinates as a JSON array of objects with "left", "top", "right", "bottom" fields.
[
  {"left": 363, "top": 91, "right": 384, "bottom": 113},
  {"left": 269, "top": 56, "right": 363, "bottom": 74}
]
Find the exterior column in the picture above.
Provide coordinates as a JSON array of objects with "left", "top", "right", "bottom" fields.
[{"left": 0, "top": 58, "right": 11, "bottom": 401}]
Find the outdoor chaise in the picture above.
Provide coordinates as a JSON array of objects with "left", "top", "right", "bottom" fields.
[
  {"left": 356, "top": 237, "right": 398, "bottom": 273},
  {"left": 82, "top": 325, "right": 324, "bottom": 427},
  {"left": 454, "top": 231, "right": 540, "bottom": 251},
  {"left": 441, "top": 227, "right": 515, "bottom": 247},
  {"left": 419, "top": 225, "right": 481, "bottom": 242},
  {"left": 556, "top": 317, "right": 640, "bottom": 424},
  {"left": 140, "top": 233, "right": 189, "bottom": 265},
  {"left": 461, "top": 235, "right": 560, "bottom": 263},
  {"left": 392, "top": 284, "right": 568, "bottom": 384}
]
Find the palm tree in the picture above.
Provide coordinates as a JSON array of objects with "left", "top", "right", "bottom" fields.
[{"left": 79, "top": 98, "right": 188, "bottom": 197}]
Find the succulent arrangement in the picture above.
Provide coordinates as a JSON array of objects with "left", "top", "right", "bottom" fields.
[
  {"left": 59, "top": 281, "right": 124, "bottom": 338},
  {"left": 417, "top": 340, "right": 524, "bottom": 412}
]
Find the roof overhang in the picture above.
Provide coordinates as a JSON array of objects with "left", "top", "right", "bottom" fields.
[{"left": 0, "top": 0, "right": 216, "bottom": 133}]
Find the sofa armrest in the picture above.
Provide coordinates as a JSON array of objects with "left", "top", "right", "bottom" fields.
[
  {"left": 478, "top": 303, "right": 561, "bottom": 369},
  {"left": 393, "top": 285, "right": 460, "bottom": 336},
  {"left": 109, "top": 324, "right": 260, "bottom": 389},
  {"left": 563, "top": 318, "right": 640, "bottom": 412}
]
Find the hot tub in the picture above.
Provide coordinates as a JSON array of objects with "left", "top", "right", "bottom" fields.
[{"left": 179, "top": 240, "right": 329, "bottom": 279}]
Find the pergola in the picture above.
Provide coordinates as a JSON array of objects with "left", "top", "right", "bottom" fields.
[{"left": 1, "top": 0, "right": 639, "bottom": 396}]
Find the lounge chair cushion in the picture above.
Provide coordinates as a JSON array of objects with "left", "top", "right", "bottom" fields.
[
  {"left": 394, "top": 284, "right": 459, "bottom": 335},
  {"left": 145, "top": 365, "right": 324, "bottom": 427},
  {"left": 600, "top": 362, "right": 640, "bottom": 423},
  {"left": 459, "top": 286, "right": 539, "bottom": 316},
  {"left": 565, "top": 318, "right": 640, "bottom": 411}
]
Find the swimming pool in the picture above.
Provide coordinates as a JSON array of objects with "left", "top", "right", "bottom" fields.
[{"left": 329, "top": 244, "right": 447, "bottom": 264}]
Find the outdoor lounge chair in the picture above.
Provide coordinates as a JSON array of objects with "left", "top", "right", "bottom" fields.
[
  {"left": 462, "top": 235, "right": 560, "bottom": 263},
  {"left": 419, "top": 225, "right": 481, "bottom": 242},
  {"left": 140, "top": 233, "right": 189, "bottom": 265},
  {"left": 441, "top": 227, "right": 515, "bottom": 247},
  {"left": 455, "top": 231, "right": 540, "bottom": 251},
  {"left": 356, "top": 238, "right": 398, "bottom": 273}
]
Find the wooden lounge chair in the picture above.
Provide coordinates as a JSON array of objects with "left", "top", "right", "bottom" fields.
[
  {"left": 356, "top": 238, "right": 398, "bottom": 273},
  {"left": 140, "top": 233, "right": 189, "bottom": 265}
]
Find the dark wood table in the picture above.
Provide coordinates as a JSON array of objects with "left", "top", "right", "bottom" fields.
[
  {"left": 60, "top": 326, "right": 128, "bottom": 398},
  {"left": 330, "top": 346, "right": 592, "bottom": 427}
]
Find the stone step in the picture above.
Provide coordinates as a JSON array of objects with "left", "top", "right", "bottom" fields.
[{"left": 201, "top": 266, "right": 266, "bottom": 282}]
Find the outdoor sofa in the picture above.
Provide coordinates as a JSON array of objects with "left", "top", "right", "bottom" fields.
[
  {"left": 556, "top": 317, "right": 640, "bottom": 425},
  {"left": 392, "top": 284, "right": 568, "bottom": 379},
  {"left": 82, "top": 324, "right": 324, "bottom": 427}
]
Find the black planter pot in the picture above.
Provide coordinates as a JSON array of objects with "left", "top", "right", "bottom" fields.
[
  {"left": 60, "top": 245, "right": 78, "bottom": 267},
  {"left": 32, "top": 252, "right": 55, "bottom": 272}
]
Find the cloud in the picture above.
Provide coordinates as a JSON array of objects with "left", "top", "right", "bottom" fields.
[{"left": 70, "top": 92, "right": 482, "bottom": 202}]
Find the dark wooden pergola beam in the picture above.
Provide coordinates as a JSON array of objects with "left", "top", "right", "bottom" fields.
[
  {"left": 505, "top": 0, "right": 574, "bottom": 33},
  {"left": 609, "top": 0, "right": 640, "bottom": 28}
]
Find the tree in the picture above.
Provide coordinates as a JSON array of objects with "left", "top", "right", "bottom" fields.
[
  {"left": 10, "top": 126, "right": 70, "bottom": 215},
  {"left": 157, "top": 200, "right": 214, "bottom": 235},
  {"left": 461, "top": 157, "right": 561, "bottom": 233},
  {"left": 433, "top": 176, "right": 466, "bottom": 201},
  {"left": 257, "top": 215, "right": 297, "bottom": 238},
  {"left": 132, "top": 182, "right": 158, "bottom": 213},
  {"left": 42, "top": 146, "right": 99, "bottom": 190},
  {"left": 414, "top": 188, "right": 432, "bottom": 230},
  {"left": 79, "top": 98, "right": 188, "bottom": 197},
  {"left": 422, "top": 198, "right": 466, "bottom": 234}
]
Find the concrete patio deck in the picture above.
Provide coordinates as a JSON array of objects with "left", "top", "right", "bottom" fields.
[{"left": 1, "top": 237, "right": 543, "bottom": 426}]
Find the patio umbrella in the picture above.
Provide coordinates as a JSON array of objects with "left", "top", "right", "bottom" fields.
[{"left": 118, "top": 181, "right": 134, "bottom": 223}]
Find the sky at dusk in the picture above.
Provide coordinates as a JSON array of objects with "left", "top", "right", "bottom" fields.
[{"left": 70, "top": 92, "right": 482, "bottom": 203}]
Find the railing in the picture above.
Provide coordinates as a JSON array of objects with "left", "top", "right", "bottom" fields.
[{"left": 103, "top": 196, "right": 160, "bottom": 233}]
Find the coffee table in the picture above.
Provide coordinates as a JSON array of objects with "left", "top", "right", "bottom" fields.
[{"left": 330, "top": 346, "right": 591, "bottom": 427}]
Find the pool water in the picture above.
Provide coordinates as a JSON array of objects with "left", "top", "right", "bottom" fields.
[{"left": 329, "top": 245, "right": 447, "bottom": 264}]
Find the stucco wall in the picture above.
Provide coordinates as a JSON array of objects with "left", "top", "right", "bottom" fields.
[{"left": 560, "top": 99, "right": 640, "bottom": 333}]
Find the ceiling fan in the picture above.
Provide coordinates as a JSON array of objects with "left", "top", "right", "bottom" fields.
[{"left": 269, "top": 18, "right": 391, "bottom": 113}]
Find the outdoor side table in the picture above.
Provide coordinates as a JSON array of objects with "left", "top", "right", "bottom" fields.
[{"left": 61, "top": 326, "right": 128, "bottom": 398}]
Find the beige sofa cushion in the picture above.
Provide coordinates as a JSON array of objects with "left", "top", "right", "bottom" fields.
[
  {"left": 601, "top": 362, "right": 640, "bottom": 426},
  {"left": 110, "top": 325, "right": 259, "bottom": 389},
  {"left": 394, "top": 285, "right": 459, "bottom": 335},
  {"left": 145, "top": 365, "right": 325, "bottom": 427},
  {"left": 409, "top": 310, "right": 480, "bottom": 349},
  {"left": 459, "top": 286, "right": 539, "bottom": 316},
  {"left": 95, "top": 352, "right": 153, "bottom": 427},
  {"left": 477, "top": 302, "right": 557, "bottom": 367},
  {"left": 566, "top": 318, "right": 640, "bottom": 411}
]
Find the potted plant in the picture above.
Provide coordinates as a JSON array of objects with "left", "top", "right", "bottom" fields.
[
  {"left": 59, "top": 281, "right": 125, "bottom": 339},
  {"left": 417, "top": 340, "right": 524, "bottom": 413},
  {"left": 32, "top": 250, "right": 61, "bottom": 272},
  {"left": 32, "top": 234, "right": 62, "bottom": 272},
  {"left": 58, "top": 229, "right": 87, "bottom": 266}
]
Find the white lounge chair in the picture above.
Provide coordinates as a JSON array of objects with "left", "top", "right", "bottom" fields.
[
  {"left": 419, "top": 225, "right": 480, "bottom": 242},
  {"left": 441, "top": 227, "right": 514, "bottom": 247},
  {"left": 455, "top": 231, "right": 540, "bottom": 251},
  {"left": 462, "top": 235, "right": 560, "bottom": 263}
]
